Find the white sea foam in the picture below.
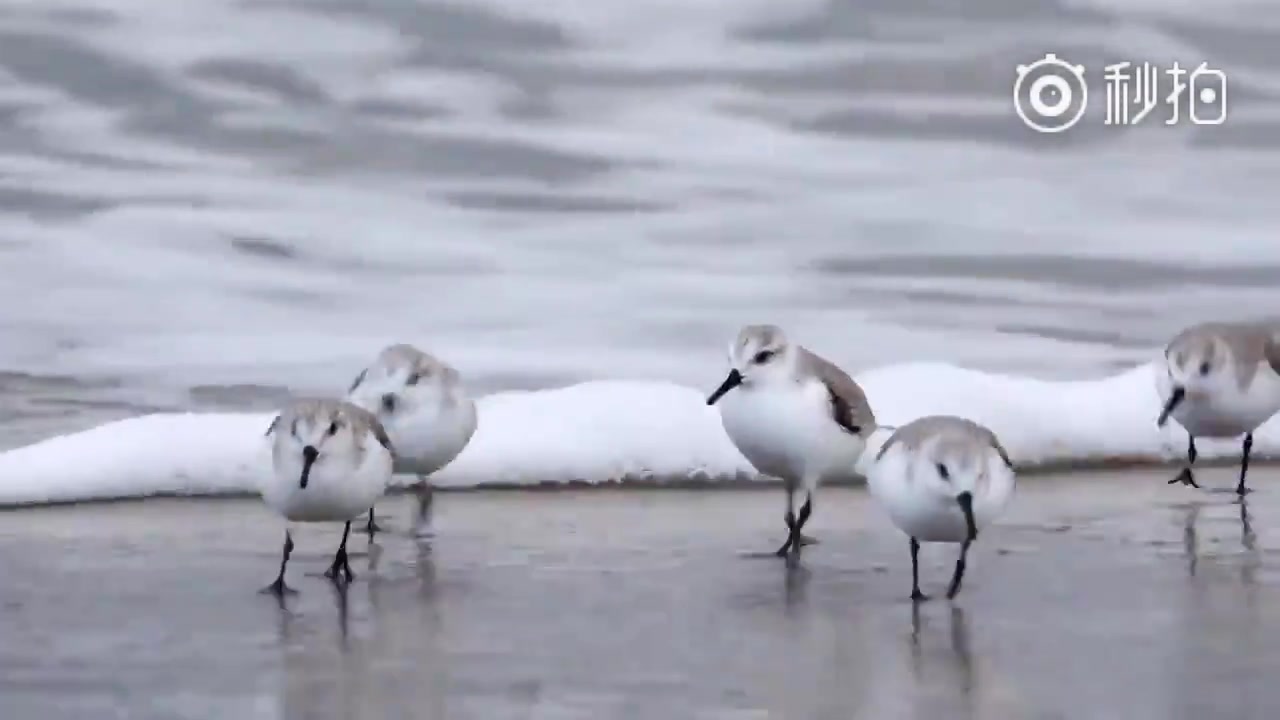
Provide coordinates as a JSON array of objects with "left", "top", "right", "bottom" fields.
[{"left": 2, "top": 360, "right": 1278, "bottom": 506}]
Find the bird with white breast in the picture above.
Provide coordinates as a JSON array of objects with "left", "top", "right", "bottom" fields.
[
  {"left": 346, "top": 343, "right": 478, "bottom": 539},
  {"left": 1155, "top": 320, "right": 1280, "bottom": 496},
  {"left": 260, "top": 399, "right": 395, "bottom": 596},
  {"left": 706, "top": 324, "right": 877, "bottom": 558},
  {"left": 866, "top": 415, "right": 1016, "bottom": 602}
]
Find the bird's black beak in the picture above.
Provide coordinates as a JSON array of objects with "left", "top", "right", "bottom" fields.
[
  {"left": 381, "top": 393, "right": 397, "bottom": 414},
  {"left": 299, "top": 445, "right": 319, "bottom": 489},
  {"left": 956, "top": 491, "right": 977, "bottom": 542},
  {"left": 706, "top": 369, "right": 744, "bottom": 405},
  {"left": 1157, "top": 386, "right": 1185, "bottom": 428}
]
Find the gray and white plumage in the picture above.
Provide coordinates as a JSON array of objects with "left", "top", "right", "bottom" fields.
[
  {"left": 1166, "top": 321, "right": 1280, "bottom": 385},
  {"left": 262, "top": 399, "right": 395, "bottom": 522},
  {"left": 706, "top": 324, "right": 877, "bottom": 556},
  {"left": 1158, "top": 321, "right": 1280, "bottom": 436},
  {"left": 1154, "top": 320, "right": 1280, "bottom": 494},
  {"left": 867, "top": 415, "right": 1017, "bottom": 600},
  {"left": 259, "top": 399, "right": 394, "bottom": 594},
  {"left": 875, "top": 415, "right": 1014, "bottom": 469},
  {"left": 347, "top": 343, "right": 478, "bottom": 536}
]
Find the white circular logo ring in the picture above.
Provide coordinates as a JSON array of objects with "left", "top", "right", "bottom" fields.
[{"left": 1013, "top": 53, "right": 1089, "bottom": 134}]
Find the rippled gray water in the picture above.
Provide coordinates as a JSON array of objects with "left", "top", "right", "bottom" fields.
[{"left": 2, "top": 0, "right": 1279, "bottom": 448}]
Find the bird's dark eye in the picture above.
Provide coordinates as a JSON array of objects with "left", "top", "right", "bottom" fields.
[
  {"left": 406, "top": 372, "right": 421, "bottom": 386},
  {"left": 327, "top": 422, "right": 339, "bottom": 436},
  {"left": 937, "top": 463, "right": 950, "bottom": 480},
  {"left": 1199, "top": 361, "right": 1210, "bottom": 376},
  {"left": 753, "top": 350, "right": 775, "bottom": 364}
]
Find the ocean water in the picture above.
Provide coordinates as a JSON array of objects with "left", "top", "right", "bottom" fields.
[{"left": 1, "top": 1, "right": 1280, "bottom": 464}]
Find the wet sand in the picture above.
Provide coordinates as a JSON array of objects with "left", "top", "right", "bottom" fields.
[{"left": 3, "top": 468, "right": 1280, "bottom": 719}]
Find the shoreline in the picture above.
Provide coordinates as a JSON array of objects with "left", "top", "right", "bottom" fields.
[{"left": 0, "top": 456, "right": 1273, "bottom": 511}]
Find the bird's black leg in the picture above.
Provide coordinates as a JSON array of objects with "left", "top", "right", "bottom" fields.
[
  {"left": 325, "top": 522, "right": 355, "bottom": 584},
  {"left": 1169, "top": 435, "right": 1200, "bottom": 488},
  {"left": 945, "top": 538, "right": 972, "bottom": 599},
  {"left": 1237, "top": 432, "right": 1254, "bottom": 496},
  {"left": 364, "top": 507, "right": 383, "bottom": 537},
  {"left": 775, "top": 489, "right": 797, "bottom": 557},
  {"left": 789, "top": 493, "right": 813, "bottom": 556},
  {"left": 260, "top": 530, "right": 297, "bottom": 596},
  {"left": 910, "top": 537, "right": 927, "bottom": 602}
]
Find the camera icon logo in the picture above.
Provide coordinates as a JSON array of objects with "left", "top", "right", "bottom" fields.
[{"left": 1013, "top": 53, "right": 1089, "bottom": 134}]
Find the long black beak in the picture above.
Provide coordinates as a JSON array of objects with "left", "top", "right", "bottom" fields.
[
  {"left": 706, "top": 369, "right": 744, "bottom": 405},
  {"left": 299, "top": 445, "right": 319, "bottom": 489},
  {"left": 956, "top": 491, "right": 977, "bottom": 542},
  {"left": 1157, "top": 386, "right": 1185, "bottom": 428}
]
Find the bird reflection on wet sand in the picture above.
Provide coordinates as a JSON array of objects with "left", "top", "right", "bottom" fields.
[
  {"left": 268, "top": 573, "right": 352, "bottom": 650},
  {"left": 1240, "top": 498, "right": 1259, "bottom": 589},
  {"left": 1182, "top": 503, "right": 1200, "bottom": 577},
  {"left": 1179, "top": 497, "right": 1259, "bottom": 585},
  {"left": 332, "top": 581, "right": 351, "bottom": 651},
  {"left": 906, "top": 604, "right": 978, "bottom": 718},
  {"left": 363, "top": 539, "right": 385, "bottom": 619},
  {"left": 1241, "top": 498, "right": 1257, "bottom": 553},
  {"left": 910, "top": 605, "right": 974, "bottom": 685},
  {"left": 783, "top": 562, "right": 811, "bottom": 612}
]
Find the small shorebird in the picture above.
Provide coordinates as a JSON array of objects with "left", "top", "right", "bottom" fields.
[
  {"left": 706, "top": 324, "right": 877, "bottom": 558},
  {"left": 347, "top": 344, "right": 478, "bottom": 538},
  {"left": 261, "top": 399, "right": 394, "bottom": 596},
  {"left": 866, "top": 415, "right": 1016, "bottom": 601},
  {"left": 1155, "top": 321, "right": 1280, "bottom": 495}
]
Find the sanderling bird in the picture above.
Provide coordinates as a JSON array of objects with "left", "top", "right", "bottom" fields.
[
  {"left": 705, "top": 324, "right": 877, "bottom": 558},
  {"left": 347, "top": 343, "right": 478, "bottom": 538},
  {"left": 867, "top": 415, "right": 1016, "bottom": 602},
  {"left": 261, "top": 399, "right": 394, "bottom": 596},
  {"left": 1155, "top": 321, "right": 1280, "bottom": 495}
]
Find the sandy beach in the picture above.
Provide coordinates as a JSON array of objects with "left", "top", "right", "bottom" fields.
[{"left": 3, "top": 467, "right": 1280, "bottom": 719}]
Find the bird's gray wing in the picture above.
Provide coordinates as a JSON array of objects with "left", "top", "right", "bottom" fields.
[
  {"left": 369, "top": 416, "right": 394, "bottom": 455},
  {"left": 799, "top": 347, "right": 875, "bottom": 436},
  {"left": 988, "top": 432, "right": 1015, "bottom": 470}
]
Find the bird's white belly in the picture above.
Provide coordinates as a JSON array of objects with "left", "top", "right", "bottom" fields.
[
  {"left": 263, "top": 452, "right": 391, "bottom": 522},
  {"left": 719, "top": 385, "right": 864, "bottom": 486},
  {"left": 868, "top": 447, "right": 1014, "bottom": 543},
  {"left": 899, "top": 504, "right": 969, "bottom": 543},
  {"left": 385, "top": 401, "right": 478, "bottom": 476},
  {"left": 1160, "top": 370, "right": 1280, "bottom": 437}
]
